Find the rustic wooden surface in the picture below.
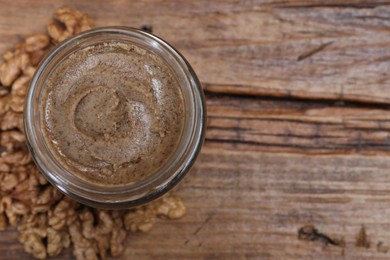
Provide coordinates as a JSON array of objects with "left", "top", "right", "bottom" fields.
[{"left": 1, "top": 0, "right": 390, "bottom": 259}]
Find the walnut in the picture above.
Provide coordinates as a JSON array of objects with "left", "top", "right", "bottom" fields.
[
  {"left": 9, "top": 94, "right": 24, "bottom": 112},
  {"left": 74, "top": 208, "right": 128, "bottom": 259},
  {"left": 2, "top": 51, "right": 14, "bottom": 61},
  {"left": 47, "top": 227, "right": 70, "bottom": 257},
  {"left": 19, "top": 53, "right": 30, "bottom": 72},
  {"left": 1, "top": 196, "right": 19, "bottom": 226},
  {"left": 0, "top": 52, "right": 30, "bottom": 88},
  {"left": 23, "top": 66, "right": 36, "bottom": 78},
  {"left": 1, "top": 130, "right": 25, "bottom": 144},
  {"left": 48, "top": 198, "right": 78, "bottom": 230},
  {"left": 80, "top": 209, "right": 95, "bottom": 239},
  {"left": 69, "top": 219, "right": 99, "bottom": 260},
  {"left": 31, "top": 186, "right": 63, "bottom": 214},
  {"left": 100, "top": 211, "right": 121, "bottom": 258},
  {"left": 11, "top": 75, "right": 30, "bottom": 96},
  {"left": 11, "top": 201, "right": 29, "bottom": 215},
  {"left": 25, "top": 34, "right": 50, "bottom": 53},
  {"left": 97, "top": 211, "right": 114, "bottom": 235},
  {"left": 78, "top": 209, "right": 116, "bottom": 259},
  {"left": 96, "top": 234, "right": 110, "bottom": 260},
  {"left": 1, "top": 150, "right": 31, "bottom": 165},
  {"left": 11, "top": 179, "right": 39, "bottom": 203},
  {"left": 0, "top": 56, "right": 21, "bottom": 87},
  {"left": 124, "top": 207, "right": 156, "bottom": 232},
  {"left": 80, "top": 209, "right": 116, "bottom": 238},
  {"left": 156, "top": 195, "right": 186, "bottom": 219},
  {"left": 124, "top": 195, "right": 186, "bottom": 232},
  {"left": 12, "top": 43, "right": 26, "bottom": 58},
  {"left": 6, "top": 167, "right": 45, "bottom": 205},
  {"left": 34, "top": 186, "right": 57, "bottom": 205},
  {"left": 7, "top": 167, "right": 50, "bottom": 208},
  {"left": 22, "top": 233, "right": 47, "bottom": 259},
  {"left": 0, "top": 96, "right": 11, "bottom": 115},
  {"left": 110, "top": 227, "right": 126, "bottom": 257},
  {"left": 1, "top": 172, "right": 19, "bottom": 191},
  {"left": 17, "top": 211, "right": 71, "bottom": 258},
  {"left": 8, "top": 166, "right": 33, "bottom": 185},
  {"left": 18, "top": 214, "right": 48, "bottom": 259},
  {"left": 30, "top": 49, "right": 49, "bottom": 66},
  {"left": 29, "top": 165, "right": 48, "bottom": 186},
  {"left": 48, "top": 6, "right": 93, "bottom": 43},
  {"left": 1, "top": 110, "right": 24, "bottom": 130},
  {"left": 123, "top": 195, "right": 186, "bottom": 233},
  {"left": 110, "top": 212, "right": 127, "bottom": 257},
  {"left": 0, "top": 162, "right": 10, "bottom": 172},
  {"left": 0, "top": 130, "right": 25, "bottom": 153},
  {"left": 18, "top": 213, "right": 47, "bottom": 237}
]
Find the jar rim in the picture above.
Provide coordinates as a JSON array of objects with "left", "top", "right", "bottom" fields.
[{"left": 24, "top": 27, "right": 206, "bottom": 209}]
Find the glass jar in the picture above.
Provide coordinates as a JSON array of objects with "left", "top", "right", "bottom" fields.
[{"left": 24, "top": 27, "right": 206, "bottom": 209}]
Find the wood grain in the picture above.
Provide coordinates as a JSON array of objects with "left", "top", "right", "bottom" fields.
[
  {"left": 5, "top": 147, "right": 390, "bottom": 259},
  {"left": 206, "top": 94, "right": 390, "bottom": 154},
  {"left": 1, "top": 0, "right": 390, "bottom": 104},
  {"left": 0, "top": 0, "right": 390, "bottom": 259}
]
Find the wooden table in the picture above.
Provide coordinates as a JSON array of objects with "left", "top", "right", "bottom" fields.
[{"left": 1, "top": 0, "right": 390, "bottom": 259}]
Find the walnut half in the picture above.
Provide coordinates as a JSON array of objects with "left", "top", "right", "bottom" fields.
[{"left": 47, "top": 6, "right": 94, "bottom": 43}]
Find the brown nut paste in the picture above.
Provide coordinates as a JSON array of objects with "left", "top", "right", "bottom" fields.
[{"left": 41, "top": 42, "right": 184, "bottom": 185}]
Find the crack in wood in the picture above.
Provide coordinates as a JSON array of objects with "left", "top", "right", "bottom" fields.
[
  {"left": 204, "top": 90, "right": 390, "bottom": 109},
  {"left": 356, "top": 225, "right": 370, "bottom": 248},
  {"left": 184, "top": 213, "right": 216, "bottom": 246},
  {"left": 208, "top": 115, "right": 342, "bottom": 125},
  {"left": 377, "top": 241, "right": 389, "bottom": 253},
  {"left": 355, "top": 15, "right": 390, "bottom": 21},
  {"left": 298, "top": 225, "right": 344, "bottom": 247},
  {"left": 297, "top": 42, "right": 334, "bottom": 61},
  {"left": 193, "top": 213, "right": 215, "bottom": 236},
  {"left": 208, "top": 126, "right": 344, "bottom": 140},
  {"left": 205, "top": 138, "right": 390, "bottom": 153},
  {"left": 275, "top": 2, "right": 390, "bottom": 9}
]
